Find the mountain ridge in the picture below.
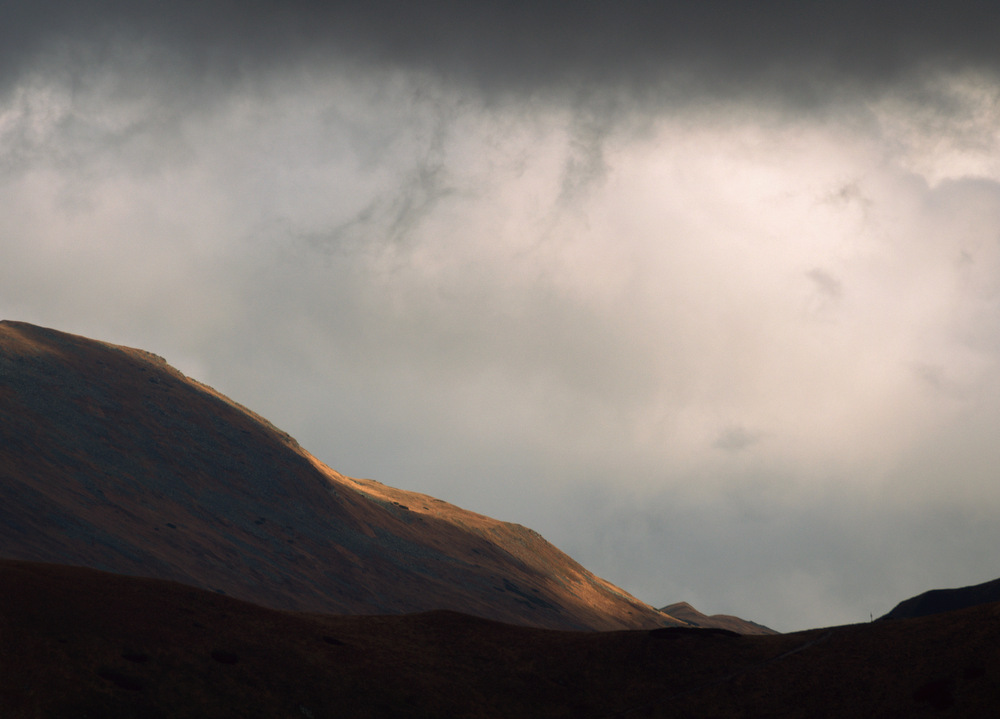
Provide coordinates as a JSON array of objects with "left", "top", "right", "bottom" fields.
[
  {"left": 881, "top": 576, "right": 1000, "bottom": 621},
  {"left": 0, "top": 320, "right": 682, "bottom": 631}
]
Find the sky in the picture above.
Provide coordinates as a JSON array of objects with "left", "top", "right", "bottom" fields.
[{"left": 4, "top": 1, "right": 1000, "bottom": 632}]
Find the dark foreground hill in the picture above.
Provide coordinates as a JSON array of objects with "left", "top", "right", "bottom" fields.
[
  {"left": 3, "top": 559, "right": 999, "bottom": 718},
  {"left": 881, "top": 576, "right": 1000, "bottom": 621},
  {"left": 0, "top": 319, "right": 679, "bottom": 631}
]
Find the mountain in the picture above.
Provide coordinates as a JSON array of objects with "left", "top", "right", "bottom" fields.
[
  {"left": 0, "top": 320, "right": 679, "bottom": 631},
  {"left": 660, "top": 601, "right": 776, "bottom": 635},
  {"left": 4, "top": 558, "right": 1000, "bottom": 718},
  {"left": 880, "top": 576, "right": 1000, "bottom": 621}
]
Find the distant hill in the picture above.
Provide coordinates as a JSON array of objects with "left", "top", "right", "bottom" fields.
[
  {"left": 660, "top": 601, "right": 776, "bottom": 635},
  {"left": 4, "top": 559, "right": 1000, "bottom": 718},
  {"left": 0, "top": 320, "right": 678, "bottom": 631},
  {"left": 881, "top": 576, "right": 1000, "bottom": 621}
]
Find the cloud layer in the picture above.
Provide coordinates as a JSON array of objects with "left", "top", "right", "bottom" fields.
[
  {"left": 4, "top": 3, "right": 1000, "bottom": 630},
  {"left": 6, "top": 2, "right": 1000, "bottom": 95}
]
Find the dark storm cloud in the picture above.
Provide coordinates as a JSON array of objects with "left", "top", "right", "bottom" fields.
[{"left": 5, "top": 1, "right": 1000, "bottom": 101}]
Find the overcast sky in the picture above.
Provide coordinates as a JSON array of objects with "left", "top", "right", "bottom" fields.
[{"left": 5, "top": 2, "right": 1000, "bottom": 631}]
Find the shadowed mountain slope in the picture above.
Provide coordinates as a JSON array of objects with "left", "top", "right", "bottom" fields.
[
  {"left": 4, "top": 559, "right": 1000, "bottom": 718},
  {"left": 0, "top": 320, "right": 678, "bottom": 631},
  {"left": 660, "top": 601, "right": 775, "bottom": 635},
  {"left": 881, "top": 576, "right": 1000, "bottom": 621}
]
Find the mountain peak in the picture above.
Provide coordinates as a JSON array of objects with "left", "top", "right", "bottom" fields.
[{"left": 660, "top": 601, "right": 776, "bottom": 635}]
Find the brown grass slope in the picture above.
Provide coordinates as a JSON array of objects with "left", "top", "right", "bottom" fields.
[
  {"left": 3, "top": 559, "right": 999, "bottom": 718},
  {"left": 0, "top": 320, "right": 678, "bottom": 631}
]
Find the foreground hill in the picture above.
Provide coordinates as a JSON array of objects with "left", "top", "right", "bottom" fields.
[
  {"left": 3, "top": 559, "right": 999, "bottom": 718},
  {"left": 881, "top": 576, "right": 1000, "bottom": 621},
  {"left": 0, "top": 319, "right": 679, "bottom": 631}
]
